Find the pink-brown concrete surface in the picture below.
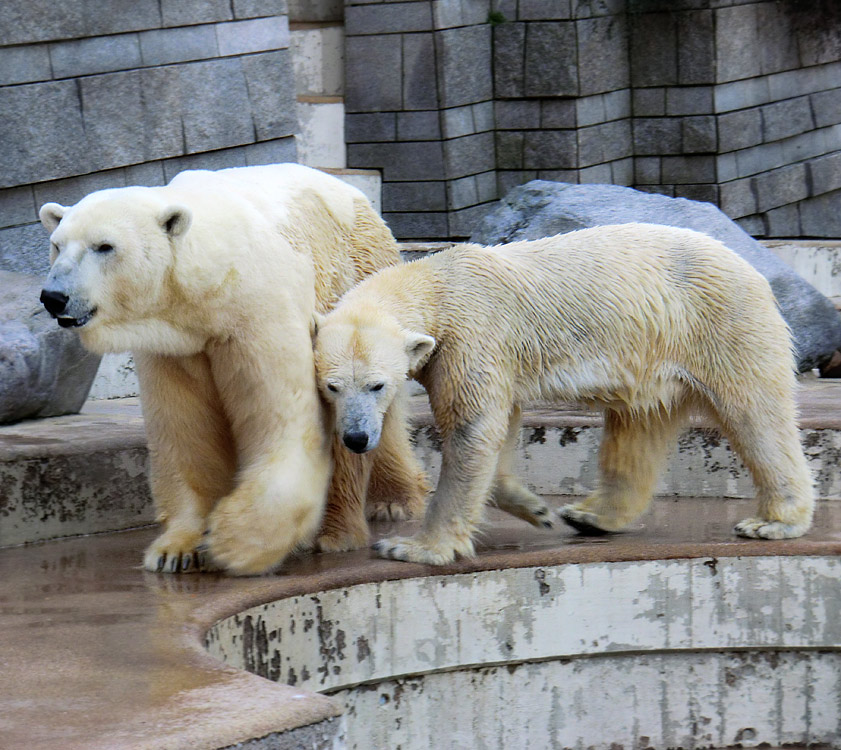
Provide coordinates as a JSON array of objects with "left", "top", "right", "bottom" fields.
[{"left": 2, "top": 497, "right": 841, "bottom": 750}]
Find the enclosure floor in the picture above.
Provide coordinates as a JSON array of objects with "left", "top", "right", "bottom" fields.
[{"left": 2, "top": 378, "right": 841, "bottom": 749}]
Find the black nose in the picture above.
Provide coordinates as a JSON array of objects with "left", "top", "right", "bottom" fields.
[
  {"left": 40, "top": 289, "right": 69, "bottom": 316},
  {"left": 343, "top": 431, "right": 369, "bottom": 453}
]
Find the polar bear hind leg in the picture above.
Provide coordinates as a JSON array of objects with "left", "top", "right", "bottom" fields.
[{"left": 559, "top": 400, "right": 692, "bottom": 534}]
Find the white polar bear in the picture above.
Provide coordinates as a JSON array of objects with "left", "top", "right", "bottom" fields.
[
  {"left": 313, "top": 223, "right": 815, "bottom": 565},
  {"left": 39, "top": 164, "right": 427, "bottom": 575}
]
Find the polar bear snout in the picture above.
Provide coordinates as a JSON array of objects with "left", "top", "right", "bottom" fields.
[
  {"left": 343, "top": 430, "right": 371, "bottom": 454},
  {"left": 40, "top": 288, "right": 69, "bottom": 316}
]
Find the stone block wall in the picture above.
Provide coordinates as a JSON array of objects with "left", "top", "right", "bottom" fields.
[
  {"left": 0, "top": 0, "right": 297, "bottom": 276},
  {"left": 345, "top": 0, "right": 841, "bottom": 239}
]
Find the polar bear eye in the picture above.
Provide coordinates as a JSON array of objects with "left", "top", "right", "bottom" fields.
[
  {"left": 326, "top": 383, "right": 340, "bottom": 393},
  {"left": 94, "top": 243, "right": 114, "bottom": 254},
  {"left": 369, "top": 383, "right": 385, "bottom": 392}
]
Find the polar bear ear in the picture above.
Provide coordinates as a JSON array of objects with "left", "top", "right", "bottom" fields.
[
  {"left": 310, "top": 311, "right": 326, "bottom": 340},
  {"left": 404, "top": 331, "right": 436, "bottom": 372},
  {"left": 158, "top": 205, "right": 192, "bottom": 238},
  {"left": 39, "top": 203, "right": 67, "bottom": 233}
]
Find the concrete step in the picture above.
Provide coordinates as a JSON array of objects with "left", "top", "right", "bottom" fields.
[
  {"left": 2, "top": 378, "right": 840, "bottom": 548},
  {"left": 295, "top": 95, "right": 346, "bottom": 169}
]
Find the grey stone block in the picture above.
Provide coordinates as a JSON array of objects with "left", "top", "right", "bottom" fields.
[
  {"left": 736, "top": 142, "right": 783, "bottom": 180},
  {"left": 383, "top": 181, "right": 446, "bottom": 211},
  {"left": 754, "top": 163, "right": 809, "bottom": 213},
  {"left": 536, "top": 168, "right": 578, "bottom": 183},
  {"left": 610, "top": 156, "right": 634, "bottom": 185},
  {"left": 633, "top": 118, "right": 681, "bottom": 155},
  {"left": 756, "top": 1, "right": 799, "bottom": 76},
  {"left": 33, "top": 170, "right": 129, "bottom": 215},
  {"left": 714, "top": 76, "right": 771, "bottom": 114},
  {"left": 524, "top": 130, "right": 577, "bottom": 169},
  {"left": 0, "top": 81, "right": 88, "bottom": 188},
  {"left": 681, "top": 115, "right": 717, "bottom": 153},
  {"left": 677, "top": 10, "right": 714, "bottom": 84},
  {"left": 525, "top": 22, "right": 578, "bottom": 96},
  {"left": 448, "top": 174, "right": 479, "bottom": 210},
  {"left": 216, "top": 16, "right": 290, "bottom": 56},
  {"left": 812, "top": 88, "right": 841, "bottom": 128},
  {"left": 540, "top": 99, "right": 576, "bottom": 128},
  {"left": 384, "top": 211, "right": 448, "bottom": 240},
  {"left": 237, "top": 0, "right": 290, "bottom": 18},
  {"left": 809, "top": 151, "right": 841, "bottom": 197},
  {"left": 578, "top": 162, "right": 612, "bottom": 184},
  {"left": 402, "top": 33, "right": 439, "bottom": 110},
  {"left": 441, "top": 106, "right": 476, "bottom": 139},
  {"left": 0, "top": 271, "right": 101, "bottom": 424},
  {"left": 661, "top": 155, "right": 715, "bottom": 184},
  {"left": 576, "top": 15, "right": 629, "bottom": 96},
  {"left": 0, "top": 44, "right": 51, "bottom": 86},
  {"left": 348, "top": 141, "right": 445, "bottom": 181},
  {"left": 139, "top": 24, "right": 219, "bottom": 66},
  {"left": 473, "top": 100, "right": 495, "bottom": 133},
  {"left": 178, "top": 59, "right": 255, "bottom": 153},
  {"left": 576, "top": 94, "right": 608, "bottom": 128},
  {"left": 0, "top": 187, "right": 36, "bottom": 229},
  {"left": 718, "top": 108, "right": 763, "bottom": 152},
  {"left": 398, "top": 111, "right": 442, "bottom": 141},
  {"left": 437, "top": 25, "right": 493, "bottom": 108},
  {"left": 124, "top": 161, "right": 167, "bottom": 187},
  {"left": 449, "top": 202, "right": 494, "bottom": 237},
  {"left": 634, "top": 156, "right": 661, "bottom": 184},
  {"left": 493, "top": 22, "right": 526, "bottom": 99},
  {"left": 604, "top": 89, "right": 632, "bottom": 121},
  {"left": 715, "top": 3, "right": 761, "bottom": 83},
  {"left": 734, "top": 213, "right": 765, "bottom": 237},
  {"left": 719, "top": 177, "right": 757, "bottom": 217},
  {"left": 86, "top": 0, "right": 163, "bottom": 38},
  {"left": 519, "top": 0, "right": 571, "bottom": 19},
  {"left": 716, "top": 152, "right": 737, "bottom": 183},
  {"left": 630, "top": 12, "right": 677, "bottom": 86},
  {"left": 494, "top": 99, "right": 540, "bottom": 130},
  {"left": 242, "top": 50, "right": 297, "bottom": 140},
  {"left": 242, "top": 136, "right": 297, "bottom": 165},
  {"left": 765, "top": 202, "right": 802, "bottom": 237},
  {"left": 632, "top": 88, "right": 665, "bottom": 117},
  {"left": 346, "top": 2, "right": 432, "bottom": 35},
  {"left": 496, "top": 132, "right": 525, "bottom": 169},
  {"left": 782, "top": 128, "right": 833, "bottom": 167},
  {"left": 0, "top": 224, "right": 54, "bottom": 276},
  {"left": 50, "top": 33, "right": 142, "bottom": 79},
  {"left": 433, "top": 0, "right": 491, "bottom": 27},
  {"left": 346, "top": 113, "right": 397, "bottom": 142},
  {"left": 665, "top": 86, "right": 713, "bottom": 116},
  {"left": 444, "top": 131, "right": 495, "bottom": 179},
  {"left": 470, "top": 180, "right": 841, "bottom": 370},
  {"left": 801, "top": 189, "right": 841, "bottom": 237},
  {"left": 797, "top": 4, "right": 841, "bottom": 67},
  {"left": 497, "top": 170, "right": 538, "bottom": 196},
  {"left": 476, "top": 170, "right": 498, "bottom": 203},
  {"left": 138, "top": 65, "right": 193, "bottom": 157},
  {"left": 761, "top": 97, "right": 815, "bottom": 144},
  {"left": 161, "top": 0, "right": 232, "bottom": 26},
  {"left": 162, "top": 146, "right": 250, "bottom": 180},
  {"left": 345, "top": 35, "right": 403, "bottom": 112},
  {"left": 577, "top": 119, "right": 632, "bottom": 167}
]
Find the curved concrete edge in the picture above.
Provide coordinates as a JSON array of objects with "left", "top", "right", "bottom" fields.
[
  {"left": 206, "top": 555, "right": 841, "bottom": 749},
  {"left": 1, "top": 498, "right": 840, "bottom": 749}
]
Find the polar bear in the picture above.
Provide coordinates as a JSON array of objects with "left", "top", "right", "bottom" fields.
[
  {"left": 313, "top": 223, "right": 815, "bottom": 565},
  {"left": 39, "top": 164, "right": 427, "bottom": 575}
]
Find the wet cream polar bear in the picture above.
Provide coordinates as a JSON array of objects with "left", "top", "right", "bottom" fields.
[
  {"left": 314, "top": 223, "right": 815, "bottom": 565},
  {"left": 39, "top": 164, "right": 426, "bottom": 575}
]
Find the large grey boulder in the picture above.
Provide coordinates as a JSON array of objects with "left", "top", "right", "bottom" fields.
[
  {"left": 471, "top": 181, "right": 841, "bottom": 372},
  {"left": 0, "top": 271, "right": 100, "bottom": 424}
]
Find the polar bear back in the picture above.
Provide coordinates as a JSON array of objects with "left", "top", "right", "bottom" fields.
[{"left": 413, "top": 223, "right": 791, "bottom": 406}]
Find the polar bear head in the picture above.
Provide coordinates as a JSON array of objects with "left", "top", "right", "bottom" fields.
[
  {"left": 313, "top": 304, "right": 435, "bottom": 454},
  {"left": 39, "top": 187, "right": 193, "bottom": 354}
]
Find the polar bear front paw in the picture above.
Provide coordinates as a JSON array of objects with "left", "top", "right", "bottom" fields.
[
  {"left": 734, "top": 517, "right": 807, "bottom": 540},
  {"left": 143, "top": 528, "right": 217, "bottom": 574},
  {"left": 372, "top": 534, "right": 473, "bottom": 565},
  {"left": 315, "top": 526, "right": 370, "bottom": 553},
  {"left": 558, "top": 505, "right": 614, "bottom": 536}
]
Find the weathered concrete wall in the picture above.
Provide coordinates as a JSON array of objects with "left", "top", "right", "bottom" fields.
[
  {"left": 207, "top": 556, "right": 841, "bottom": 749},
  {"left": 0, "top": 0, "right": 297, "bottom": 277},
  {"left": 345, "top": 0, "right": 841, "bottom": 239}
]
